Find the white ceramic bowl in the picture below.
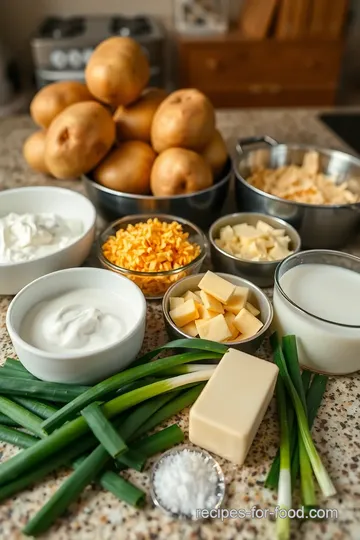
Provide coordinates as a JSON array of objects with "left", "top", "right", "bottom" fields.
[
  {"left": 0, "top": 186, "right": 96, "bottom": 295},
  {"left": 6, "top": 267, "right": 147, "bottom": 384}
]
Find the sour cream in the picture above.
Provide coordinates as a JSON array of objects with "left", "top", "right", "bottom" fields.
[
  {"left": 0, "top": 213, "right": 83, "bottom": 263},
  {"left": 20, "top": 288, "right": 131, "bottom": 354}
]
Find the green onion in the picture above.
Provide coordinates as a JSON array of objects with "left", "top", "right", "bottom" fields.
[
  {"left": 96, "top": 471, "right": 145, "bottom": 508},
  {"left": 0, "top": 377, "right": 89, "bottom": 402},
  {"left": 0, "top": 414, "right": 18, "bottom": 427},
  {"left": 306, "top": 374, "right": 328, "bottom": 427},
  {"left": 134, "top": 338, "right": 228, "bottom": 365},
  {"left": 134, "top": 423, "right": 184, "bottom": 457},
  {"left": 0, "top": 370, "right": 214, "bottom": 486},
  {"left": 276, "top": 376, "right": 291, "bottom": 540},
  {"left": 301, "top": 370, "right": 312, "bottom": 394},
  {"left": 4, "top": 358, "right": 28, "bottom": 371},
  {"left": 0, "top": 397, "right": 45, "bottom": 438},
  {"left": 115, "top": 449, "right": 146, "bottom": 472},
  {"left": 0, "top": 367, "right": 37, "bottom": 379},
  {"left": 158, "top": 364, "right": 214, "bottom": 376},
  {"left": 273, "top": 338, "right": 335, "bottom": 497},
  {"left": 42, "top": 351, "right": 219, "bottom": 432},
  {"left": 12, "top": 397, "right": 58, "bottom": 420},
  {"left": 0, "top": 425, "right": 38, "bottom": 448},
  {"left": 82, "top": 403, "right": 128, "bottom": 458}
]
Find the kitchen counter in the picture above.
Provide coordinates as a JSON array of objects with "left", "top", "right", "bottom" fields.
[{"left": 0, "top": 110, "right": 360, "bottom": 540}]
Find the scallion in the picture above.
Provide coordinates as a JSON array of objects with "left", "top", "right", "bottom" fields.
[
  {"left": 12, "top": 397, "right": 58, "bottom": 420},
  {"left": 82, "top": 403, "right": 128, "bottom": 458},
  {"left": 276, "top": 376, "right": 291, "bottom": 540},
  {"left": 0, "top": 397, "right": 45, "bottom": 438},
  {"left": 0, "top": 377, "right": 89, "bottom": 402},
  {"left": 0, "top": 425, "right": 38, "bottom": 448}
]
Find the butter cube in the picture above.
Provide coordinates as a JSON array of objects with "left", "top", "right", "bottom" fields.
[
  {"left": 183, "top": 290, "right": 201, "bottom": 304},
  {"left": 199, "top": 290, "right": 224, "bottom": 314},
  {"left": 245, "top": 302, "right": 260, "bottom": 317},
  {"left": 196, "top": 314, "right": 232, "bottom": 342},
  {"left": 170, "top": 299, "right": 199, "bottom": 328},
  {"left": 189, "top": 348, "right": 279, "bottom": 465},
  {"left": 256, "top": 220, "right": 275, "bottom": 234},
  {"left": 225, "top": 286, "right": 249, "bottom": 315},
  {"left": 198, "top": 271, "right": 235, "bottom": 304},
  {"left": 170, "top": 297, "right": 185, "bottom": 310},
  {"left": 181, "top": 321, "right": 198, "bottom": 337},
  {"left": 269, "top": 243, "right": 290, "bottom": 261},
  {"left": 197, "top": 303, "right": 217, "bottom": 320},
  {"left": 224, "top": 311, "right": 239, "bottom": 340},
  {"left": 234, "top": 308, "right": 263, "bottom": 337},
  {"left": 195, "top": 318, "right": 208, "bottom": 334},
  {"left": 193, "top": 290, "right": 203, "bottom": 302}
]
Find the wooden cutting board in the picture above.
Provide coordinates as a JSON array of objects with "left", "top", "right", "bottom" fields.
[
  {"left": 275, "top": 0, "right": 311, "bottom": 39},
  {"left": 238, "top": 0, "right": 279, "bottom": 39}
]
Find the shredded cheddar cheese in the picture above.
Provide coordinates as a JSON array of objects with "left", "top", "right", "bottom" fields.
[{"left": 101, "top": 218, "right": 201, "bottom": 297}]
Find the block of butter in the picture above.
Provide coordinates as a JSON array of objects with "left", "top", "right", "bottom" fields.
[{"left": 189, "top": 348, "right": 278, "bottom": 466}]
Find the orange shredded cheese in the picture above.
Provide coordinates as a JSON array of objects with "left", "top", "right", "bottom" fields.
[{"left": 101, "top": 218, "right": 201, "bottom": 297}]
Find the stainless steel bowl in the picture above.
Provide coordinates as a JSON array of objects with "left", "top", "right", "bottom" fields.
[
  {"left": 233, "top": 136, "right": 360, "bottom": 249},
  {"left": 162, "top": 272, "right": 273, "bottom": 354},
  {"left": 83, "top": 159, "right": 232, "bottom": 230},
  {"left": 209, "top": 212, "right": 301, "bottom": 287}
]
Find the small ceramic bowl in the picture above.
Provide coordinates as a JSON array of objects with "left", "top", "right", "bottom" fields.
[
  {"left": 97, "top": 214, "right": 208, "bottom": 300},
  {"left": 209, "top": 212, "right": 301, "bottom": 287},
  {"left": 162, "top": 272, "right": 273, "bottom": 354},
  {"left": 0, "top": 186, "right": 96, "bottom": 295},
  {"left": 6, "top": 267, "right": 146, "bottom": 384}
]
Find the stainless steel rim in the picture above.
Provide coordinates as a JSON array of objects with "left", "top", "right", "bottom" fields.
[{"left": 274, "top": 249, "right": 360, "bottom": 329}]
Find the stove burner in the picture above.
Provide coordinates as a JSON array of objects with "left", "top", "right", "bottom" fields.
[
  {"left": 39, "top": 17, "right": 85, "bottom": 39},
  {"left": 110, "top": 16, "right": 151, "bottom": 37}
]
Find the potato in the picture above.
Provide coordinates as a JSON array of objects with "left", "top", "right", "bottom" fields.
[
  {"left": 113, "top": 88, "right": 167, "bottom": 143},
  {"left": 151, "top": 89, "right": 215, "bottom": 153},
  {"left": 85, "top": 37, "right": 150, "bottom": 107},
  {"left": 45, "top": 101, "right": 115, "bottom": 179},
  {"left": 23, "top": 130, "right": 50, "bottom": 174},
  {"left": 30, "top": 81, "right": 93, "bottom": 129},
  {"left": 94, "top": 141, "right": 156, "bottom": 194},
  {"left": 202, "top": 129, "right": 228, "bottom": 177},
  {"left": 151, "top": 148, "right": 213, "bottom": 196}
]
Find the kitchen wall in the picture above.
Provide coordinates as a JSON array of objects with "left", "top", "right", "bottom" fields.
[{"left": 0, "top": 0, "right": 242, "bottom": 84}]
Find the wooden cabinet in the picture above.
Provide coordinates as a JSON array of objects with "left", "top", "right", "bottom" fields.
[{"left": 177, "top": 31, "right": 345, "bottom": 107}]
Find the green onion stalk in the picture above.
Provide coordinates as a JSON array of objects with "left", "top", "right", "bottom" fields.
[{"left": 276, "top": 376, "right": 291, "bottom": 540}]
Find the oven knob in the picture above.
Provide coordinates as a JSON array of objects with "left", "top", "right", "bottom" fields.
[
  {"left": 68, "top": 49, "right": 83, "bottom": 69},
  {"left": 50, "top": 50, "right": 68, "bottom": 70},
  {"left": 82, "top": 48, "right": 94, "bottom": 65}
]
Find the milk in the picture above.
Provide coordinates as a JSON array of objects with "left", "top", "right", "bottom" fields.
[{"left": 273, "top": 263, "right": 360, "bottom": 374}]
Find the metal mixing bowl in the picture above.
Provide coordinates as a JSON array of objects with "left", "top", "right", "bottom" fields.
[
  {"left": 162, "top": 272, "right": 273, "bottom": 354},
  {"left": 233, "top": 136, "right": 360, "bottom": 249},
  {"left": 83, "top": 159, "right": 232, "bottom": 230},
  {"left": 209, "top": 212, "right": 301, "bottom": 287}
]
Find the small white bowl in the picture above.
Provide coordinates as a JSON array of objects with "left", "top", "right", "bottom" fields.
[
  {"left": 6, "top": 267, "right": 147, "bottom": 384},
  {"left": 0, "top": 186, "right": 96, "bottom": 295}
]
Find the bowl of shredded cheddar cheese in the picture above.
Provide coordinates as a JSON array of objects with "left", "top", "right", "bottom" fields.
[{"left": 98, "top": 214, "right": 208, "bottom": 299}]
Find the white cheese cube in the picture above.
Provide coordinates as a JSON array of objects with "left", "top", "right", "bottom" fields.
[
  {"left": 234, "top": 308, "right": 263, "bottom": 337},
  {"left": 199, "top": 290, "right": 224, "bottom": 314},
  {"left": 181, "top": 321, "right": 198, "bottom": 337},
  {"left": 224, "top": 311, "right": 239, "bottom": 340},
  {"left": 225, "top": 286, "right": 249, "bottom": 315},
  {"left": 170, "top": 299, "right": 199, "bottom": 328},
  {"left": 197, "top": 304, "right": 217, "bottom": 320},
  {"left": 269, "top": 243, "right": 290, "bottom": 261},
  {"left": 189, "top": 348, "right": 279, "bottom": 465},
  {"left": 183, "top": 290, "right": 201, "bottom": 303},
  {"left": 233, "top": 223, "right": 260, "bottom": 240},
  {"left": 196, "top": 314, "right": 232, "bottom": 342},
  {"left": 256, "top": 220, "right": 275, "bottom": 234},
  {"left": 198, "top": 271, "right": 235, "bottom": 304},
  {"left": 169, "top": 297, "right": 185, "bottom": 310},
  {"left": 246, "top": 302, "right": 260, "bottom": 317},
  {"left": 220, "top": 225, "right": 235, "bottom": 243}
]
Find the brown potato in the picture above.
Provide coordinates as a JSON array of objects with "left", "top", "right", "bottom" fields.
[
  {"left": 85, "top": 37, "right": 150, "bottom": 107},
  {"left": 30, "top": 81, "right": 93, "bottom": 129},
  {"left": 151, "top": 89, "right": 215, "bottom": 153},
  {"left": 113, "top": 88, "right": 167, "bottom": 143},
  {"left": 45, "top": 101, "right": 115, "bottom": 179},
  {"left": 151, "top": 148, "right": 213, "bottom": 196},
  {"left": 94, "top": 141, "right": 156, "bottom": 194},
  {"left": 23, "top": 130, "right": 50, "bottom": 174},
  {"left": 202, "top": 129, "right": 228, "bottom": 177}
]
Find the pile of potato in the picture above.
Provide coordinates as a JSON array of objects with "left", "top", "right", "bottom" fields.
[{"left": 23, "top": 36, "right": 228, "bottom": 197}]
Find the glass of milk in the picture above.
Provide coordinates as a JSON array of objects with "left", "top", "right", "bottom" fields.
[{"left": 273, "top": 250, "right": 360, "bottom": 375}]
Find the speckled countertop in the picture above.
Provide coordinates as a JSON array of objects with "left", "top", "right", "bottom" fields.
[{"left": 0, "top": 110, "right": 360, "bottom": 540}]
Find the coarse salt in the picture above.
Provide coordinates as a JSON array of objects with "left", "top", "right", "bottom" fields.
[{"left": 153, "top": 449, "right": 220, "bottom": 517}]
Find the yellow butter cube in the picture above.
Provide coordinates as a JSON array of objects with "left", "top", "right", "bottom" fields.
[
  {"left": 170, "top": 297, "right": 185, "bottom": 310},
  {"left": 170, "top": 299, "right": 199, "bottom": 328},
  {"left": 225, "top": 286, "right": 249, "bottom": 315},
  {"left": 224, "top": 311, "right": 239, "bottom": 341},
  {"left": 195, "top": 318, "right": 208, "bottom": 334},
  {"left": 196, "top": 314, "right": 232, "bottom": 342},
  {"left": 197, "top": 304, "right": 217, "bottom": 320},
  {"left": 246, "top": 302, "right": 260, "bottom": 317},
  {"left": 182, "top": 321, "right": 198, "bottom": 337},
  {"left": 183, "top": 290, "right": 201, "bottom": 304},
  {"left": 234, "top": 308, "right": 263, "bottom": 337},
  {"left": 199, "top": 290, "right": 224, "bottom": 314},
  {"left": 198, "top": 271, "right": 235, "bottom": 304}
]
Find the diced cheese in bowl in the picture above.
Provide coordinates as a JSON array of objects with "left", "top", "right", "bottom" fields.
[
  {"left": 168, "top": 271, "right": 264, "bottom": 344},
  {"left": 215, "top": 220, "right": 293, "bottom": 262}
]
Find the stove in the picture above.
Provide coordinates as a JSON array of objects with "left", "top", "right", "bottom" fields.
[{"left": 31, "top": 15, "right": 166, "bottom": 89}]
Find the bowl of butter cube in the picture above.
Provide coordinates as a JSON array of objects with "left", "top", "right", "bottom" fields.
[
  {"left": 209, "top": 213, "right": 301, "bottom": 287},
  {"left": 162, "top": 271, "right": 273, "bottom": 354}
]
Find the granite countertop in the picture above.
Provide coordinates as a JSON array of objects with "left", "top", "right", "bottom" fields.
[{"left": 0, "top": 110, "right": 360, "bottom": 540}]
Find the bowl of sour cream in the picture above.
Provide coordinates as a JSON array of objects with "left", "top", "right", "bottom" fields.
[
  {"left": 6, "top": 267, "right": 147, "bottom": 384},
  {"left": 0, "top": 186, "right": 96, "bottom": 295},
  {"left": 273, "top": 249, "right": 360, "bottom": 375}
]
